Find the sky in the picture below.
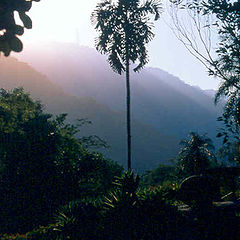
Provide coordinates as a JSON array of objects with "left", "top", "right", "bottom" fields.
[{"left": 19, "top": 0, "right": 220, "bottom": 90}]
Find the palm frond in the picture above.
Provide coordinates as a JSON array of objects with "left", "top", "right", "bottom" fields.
[
  {"left": 92, "top": 0, "right": 162, "bottom": 74},
  {"left": 134, "top": 45, "right": 149, "bottom": 72},
  {"left": 139, "top": 0, "right": 163, "bottom": 20}
]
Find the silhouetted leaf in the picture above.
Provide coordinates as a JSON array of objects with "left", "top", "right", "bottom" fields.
[
  {"left": 15, "top": 25, "right": 24, "bottom": 36},
  {"left": 9, "top": 37, "right": 23, "bottom": 52},
  {"left": 19, "top": 12, "right": 32, "bottom": 29}
]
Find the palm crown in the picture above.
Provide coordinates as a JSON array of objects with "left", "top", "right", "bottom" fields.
[
  {"left": 177, "top": 132, "right": 216, "bottom": 177},
  {"left": 91, "top": 0, "right": 162, "bottom": 74}
]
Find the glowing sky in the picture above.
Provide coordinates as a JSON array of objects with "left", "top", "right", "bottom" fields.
[{"left": 20, "top": 0, "right": 219, "bottom": 90}]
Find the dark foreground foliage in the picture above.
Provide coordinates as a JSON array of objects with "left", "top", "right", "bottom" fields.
[
  {"left": 1, "top": 172, "right": 240, "bottom": 240},
  {"left": 0, "top": 88, "right": 123, "bottom": 233},
  {"left": 0, "top": 88, "right": 240, "bottom": 240}
]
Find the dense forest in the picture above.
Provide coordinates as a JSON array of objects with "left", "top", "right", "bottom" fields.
[{"left": 0, "top": 0, "right": 240, "bottom": 239}]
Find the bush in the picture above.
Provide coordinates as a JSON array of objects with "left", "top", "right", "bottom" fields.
[
  {"left": 0, "top": 225, "right": 55, "bottom": 240},
  {"left": 53, "top": 200, "right": 104, "bottom": 240},
  {"left": 103, "top": 172, "right": 183, "bottom": 240}
]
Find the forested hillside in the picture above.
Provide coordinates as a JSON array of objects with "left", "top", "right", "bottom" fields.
[
  {"left": 0, "top": 57, "right": 179, "bottom": 172},
  {"left": 17, "top": 42, "right": 223, "bottom": 139}
]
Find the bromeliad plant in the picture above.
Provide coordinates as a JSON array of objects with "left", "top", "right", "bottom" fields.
[
  {"left": 103, "top": 172, "right": 140, "bottom": 240},
  {"left": 53, "top": 200, "right": 103, "bottom": 240},
  {"left": 104, "top": 172, "right": 182, "bottom": 240},
  {"left": 104, "top": 171, "right": 140, "bottom": 209}
]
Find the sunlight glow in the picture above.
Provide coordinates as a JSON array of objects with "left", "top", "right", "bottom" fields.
[
  {"left": 17, "top": 0, "right": 219, "bottom": 90},
  {"left": 21, "top": 0, "right": 98, "bottom": 46}
]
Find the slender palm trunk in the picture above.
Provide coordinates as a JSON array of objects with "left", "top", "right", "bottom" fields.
[{"left": 126, "top": 57, "right": 131, "bottom": 171}]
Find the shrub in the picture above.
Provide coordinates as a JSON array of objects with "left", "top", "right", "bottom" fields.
[
  {"left": 53, "top": 200, "right": 104, "bottom": 240},
  {"left": 103, "top": 172, "right": 183, "bottom": 240}
]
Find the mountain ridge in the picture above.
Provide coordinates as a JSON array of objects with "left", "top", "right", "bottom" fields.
[
  {"left": 16, "top": 42, "right": 222, "bottom": 140},
  {"left": 0, "top": 56, "right": 179, "bottom": 172}
]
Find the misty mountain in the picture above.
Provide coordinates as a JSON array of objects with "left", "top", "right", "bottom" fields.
[
  {"left": 203, "top": 89, "right": 217, "bottom": 98},
  {"left": 0, "top": 57, "right": 179, "bottom": 172},
  {"left": 17, "top": 42, "right": 223, "bottom": 140}
]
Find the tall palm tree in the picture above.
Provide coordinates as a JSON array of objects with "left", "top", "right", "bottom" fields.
[{"left": 91, "top": 0, "right": 162, "bottom": 170}]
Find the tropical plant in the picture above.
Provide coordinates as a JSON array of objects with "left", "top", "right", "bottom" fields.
[
  {"left": 0, "top": 88, "right": 62, "bottom": 232},
  {"left": 175, "top": 132, "right": 216, "bottom": 178},
  {"left": 54, "top": 200, "right": 103, "bottom": 240},
  {"left": 0, "top": 88, "right": 123, "bottom": 233},
  {"left": 218, "top": 140, "right": 240, "bottom": 166},
  {"left": 91, "top": 0, "right": 162, "bottom": 170},
  {"left": 104, "top": 172, "right": 182, "bottom": 240},
  {"left": 141, "top": 163, "right": 177, "bottom": 187},
  {"left": 103, "top": 172, "right": 140, "bottom": 240},
  {"left": 217, "top": 95, "right": 240, "bottom": 144},
  {"left": 0, "top": 0, "right": 40, "bottom": 56},
  {"left": 136, "top": 186, "right": 182, "bottom": 240}
]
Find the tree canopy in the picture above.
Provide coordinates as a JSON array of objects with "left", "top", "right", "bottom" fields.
[
  {"left": 0, "top": 88, "right": 123, "bottom": 233},
  {"left": 91, "top": 0, "right": 161, "bottom": 74},
  {"left": 175, "top": 132, "right": 216, "bottom": 178}
]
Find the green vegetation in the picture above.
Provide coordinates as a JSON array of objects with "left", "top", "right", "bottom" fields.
[
  {"left": 141, "top": 164, "right": 177, "bottom": 186},
  {"left": 0, "top": 88, "right": 123, "bottom": 233},
  {"left": 169, "top": 0, "right": 240, "bottom": 145},
  {"left": 175, "top": 132, "right": 217, "bottom": 179},
  {"left": 1, "top": 0, "right": 240, "bottom": 239},
  {"left": 91, "top": 0, "right": 162, "bottom": 170}
]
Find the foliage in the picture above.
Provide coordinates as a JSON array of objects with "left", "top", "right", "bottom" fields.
[
  {"left": 0, "top": 88, "right": 123, "bottom": 233},
  {"left": 217, "top": 94, "right": 240, "bottom": 144},
  {"left": 136, "top": 185, "right": 182, "bottom": 240},
  {"left": 169, "top": 0, "right": 240, "bottom": 143},
  {"left": 91, "top": 0, "right": 162, "bottom": 74},
  {"left": 91, "top": 0, "right": 162, "bottom": 170},
  {"left": 138, "top": 183, "right": 180, "bottom": 205},
  {"left": 0, "top": 88, "right": 62, "bottom": 232},
  {"left": 0, "top": 225, "right": 56, "bottom": 240},
  {"left": 175, "top": 132, "right": 216, "bottom": 178},
  {"left": 218, "top": 140, "right": 240, "bottom": 166},
  {"left": 53, "top": 200, "right": 103, "bottom": 240},
  {"left": 0, "top": 0, "right": 40, "bottom": 56},
  {"left": 103, "top": 172, "right": 182, "bottom": 240},
  {"left": 208, "top": 0, "right": 240, "bottom": 144},
  {"left": 103, "top": 172, "right": 140, "bottom": 240},
  {"left": 65, "top": 151, "right": 124, "bottom": 200},
  {"left": 141, "top": 164, "right": 177, "bottom": 187},
  {"left": 205, "top": 0, "right": 240, "bottom": 103},
  {"left": 169, "top": 0, "right": 240, "bottom": 100}
]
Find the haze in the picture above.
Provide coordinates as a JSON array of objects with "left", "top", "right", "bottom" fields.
[{"left": 19, "top": 0, "right": 220, "bottom": 90}]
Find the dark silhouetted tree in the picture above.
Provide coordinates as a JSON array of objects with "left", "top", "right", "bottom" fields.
[
  {"left": 218, "top": 141, "right": 240, "bottom": 166},
  {"left": 176, "top": 132, "right": 216, "bottom": 178},
  {"left": 91, "top": 0, "right": 162, "bottom": 170},
  {"left": 0, "top": 88, "right": 123, "bottom": 233},
  {"left": 142, "top": 163, "right": 176, "bottom": 186},
  {"left": 0, "top": 0, "right": 40, "bottom": 56}
]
